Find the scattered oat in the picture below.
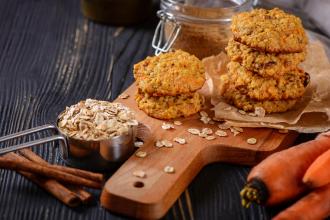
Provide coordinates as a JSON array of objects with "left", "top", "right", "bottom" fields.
[
  {"left": 162, "top": 122, "right": 174, "bottom": 130},
  {"left": 162, "top": 139, "right": 173, "bottom": 148},
  {"left": 173, "top": 137, "right": 186, "bottom": 144},
  {"left": 215, "top": 130, "right": 228, "bottom": 137},
  {"left": 255, "top": 107, "right": 266, "bottom": 117},
  {"left": 213, "top": 117, "right": 224, "bottom": 122},
  {"left": 233, "top": 127, "right": 244, "bottom": 132},
  {"left": 233, "top": 131, "right": 240, "bottom": 136},
  {"left": 248, "top": 112, "right": 257, "bottom": 117},
  {"left": 202, "top": 128, "right": 213, "bottom": 135},
  {"left": 205, "top": 135, "right": 216, "bottom": 140},
  {"left": 200, "top": 116, "right": 211, "bottom": 124},
  {"left": 155, "top": 140, "right": 164, "bottom": 148},
  {"left": 134, "top": 141, "right": 144, "bottom": 148},
  {"left": 57, "top": 99, "right": 137, "bottom": 141},
  {"left": 247, "top": 138, "right": 257, "bottom": 145},
  {"left": 209, "top": 120, "right": 215, "bottom": 125},
  {"left": 224, "top": 107, "right": 232, "bottom": 111},
  {"left": 164, "top": 166, "right": 175, "bottom": 173},
  {"left": 173, "top": 120, "right": 182, "bottom": 126},
  {"left": 200, "top": 111, "right": 208, "bottom": 117},
  {"left": 119, "top": 93, "right": 130, "bottom": 99},
  {"left": 135, "top": 151, "right": 147, "bottom": 158},
  {"left": 133, "top": 170, "right": 146, "bottom": 178},
  {"left": 218, "top": 124, "right": 230, "bottom": 130},
  {"left": 188, "top": 128, "right": 200, "bottom": 135},
  {"left": 238, "top": 110, "right": 246, "bottom": 115},
  {"left": 278, "top": 129, "right": 289, "bottom": 134},
  {"left": 229, "top": 127, "right": 243, "bottom": 136},
  {"left": 198, "top": 132, "right": 208, "bottom": 138}
]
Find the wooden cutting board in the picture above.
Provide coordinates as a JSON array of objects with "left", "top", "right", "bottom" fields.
[{"left": 100, "top": 84, "right": 298, "bottom": 219}]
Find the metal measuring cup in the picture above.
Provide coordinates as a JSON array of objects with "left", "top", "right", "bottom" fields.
[{"left": 0, "top": 115, "right": 138, "bottom": 172}]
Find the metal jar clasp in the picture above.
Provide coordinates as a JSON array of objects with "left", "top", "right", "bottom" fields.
[{"left": 152, "top": 10, "right": 181, "bottom": 56}]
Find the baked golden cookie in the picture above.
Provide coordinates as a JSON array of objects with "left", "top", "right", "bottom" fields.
[
  {"left": 231, "top": 8, "right": 307, "bottom": 53},
  {"left": 223, "top": 88, "right": 298, "bottom": 113},
  {"left": 222, "top": 61, "right": 309, "bottom": 101},
  {"left": 226, "top": 39, "right": 306, "bottom": 77},
  {"left": 133, "top": 50, "right": 205, "bottom": 96},
  {"left": 135, "top": 91, "right": 204, "bottom": 119}
]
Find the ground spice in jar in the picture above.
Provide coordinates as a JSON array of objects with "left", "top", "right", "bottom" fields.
[
  {"left": 165, "top": 22, "right": 232, "bottom": 59},
  {"left": 156, "top": 0, "right": 253, "bottom": 59}
]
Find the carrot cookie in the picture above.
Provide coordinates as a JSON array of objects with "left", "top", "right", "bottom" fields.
[
  {"left": 226, "top": 39, "right": 306, "bottom": 77},
  {"left": 222, "top": 61, "right": 309, "bottom": 101},
  {"left": 223, "top": 88, "right": 298, "bottom": 113},
  {"left": 135, "top": 91, "right": 204, "bottom": 119},
  {"left": 133, "top": 50, "right": 205, "bottom": 96},
  {"left": 231, "top": 8, "right": 307, "bottom": 53}
]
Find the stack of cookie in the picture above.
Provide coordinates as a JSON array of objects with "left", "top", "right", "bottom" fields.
[
  {"left": 133, "top": 50, "right": 205, "bottom": 119},
  {"left": 220, "top": 8, "right": 310, "bottom": 113}
]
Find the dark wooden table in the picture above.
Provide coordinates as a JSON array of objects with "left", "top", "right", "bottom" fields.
[{"left": 0, "top": 0, "right": 326, "bottom": 219}]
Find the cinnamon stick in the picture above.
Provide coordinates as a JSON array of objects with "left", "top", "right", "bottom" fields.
[
  {"left": 68, "top": 186, "right": 94, "bottom": 204},
  {"left": 19, "top": 149, "right": 94, "bottom": 204},
  {"left": 19, "top": 149, "right": 104, "bottom": 183},
  {"left": 6, "top": 153, "right": 81, "bottom": 207},
  {"left": 0, "top": 154, "right": 102, "bottom": 189}
]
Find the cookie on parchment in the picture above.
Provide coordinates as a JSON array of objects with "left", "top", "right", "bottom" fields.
[
  {"left": 222, "top": 61, "right": 309, "bottom": 101},
  {"left": 226, "top": 39, "right": 306, "bottom": 77},
  {"left": 222, "top": 88, "right": 298, "bottom": 113},
  {"left": 231, "top": 8, "right": 307, "bottom": 53},
  {"left": 135, "top": 91, "right": 204, "bottom": 120},
  {"left": 133, "top": 50, "right": 205, "bottom": 96}
]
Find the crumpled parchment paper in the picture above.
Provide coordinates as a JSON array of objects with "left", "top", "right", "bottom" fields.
[{"left": 202, "top": 41, "right": 330, "bottom": 133}]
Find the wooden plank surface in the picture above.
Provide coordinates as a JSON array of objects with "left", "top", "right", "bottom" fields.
[{"left": 0, "top": 0, "right": 319, "bottom": 219}]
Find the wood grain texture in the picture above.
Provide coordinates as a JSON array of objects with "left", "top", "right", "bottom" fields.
[{"left": 0, "top": 0, "right": 321, "bottom": 219}]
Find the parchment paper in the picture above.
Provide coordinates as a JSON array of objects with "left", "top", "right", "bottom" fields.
[{"left": 203, "top": 41, "right": 330, "bottom": 133}]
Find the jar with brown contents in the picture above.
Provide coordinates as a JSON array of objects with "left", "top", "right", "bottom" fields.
[{"left": 153, "top": 0, "right": 254, "bottom": 59}]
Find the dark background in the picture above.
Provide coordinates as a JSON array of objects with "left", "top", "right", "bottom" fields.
[{"left": 0, "top": 0, "right": 328, "bottom": 219}]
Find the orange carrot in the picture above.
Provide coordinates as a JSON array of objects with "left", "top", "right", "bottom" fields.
[
  {"left": 240, "top": 134, "right": 330, "bottom": 207},
  {"left": 303, "top": 148, "right": 330, "bottom": 188},
  {"left": 273, "top": 184, "right": 330, "bottom": 220}
]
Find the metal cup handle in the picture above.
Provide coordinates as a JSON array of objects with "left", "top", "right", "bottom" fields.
[{"left": 0, "top": 124, "right": 68, "bottom": 163}]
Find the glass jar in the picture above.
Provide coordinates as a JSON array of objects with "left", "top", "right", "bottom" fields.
[{"left": 152, "top": 0, "right": 254, "bottom": 59}]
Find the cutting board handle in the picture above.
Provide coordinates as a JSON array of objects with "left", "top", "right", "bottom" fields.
[{"left": 100, "top": 135, "right": 259, "bottom": 219}]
